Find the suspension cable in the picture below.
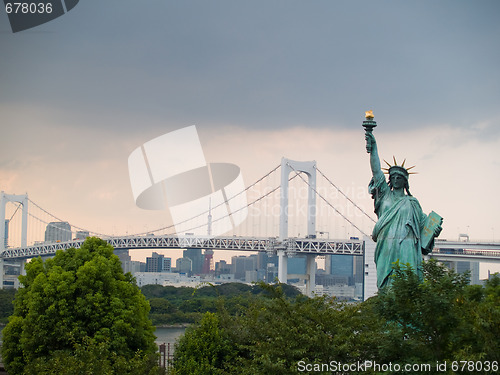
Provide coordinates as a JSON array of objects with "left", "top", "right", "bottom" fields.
[
  {"left": 315, "top": 166, "right": 376, "bottom": 224},
  {"left": 126, "top": 163, "right": 282, "bottom": 237},
  {"left": 287, "top": 162, "right": 370, "bottom": 237},
  {"left": 8, "top": 202, "right": 22, "bottom": 221},
  {"left": 25, "top": 164, "right": 282, "bottom": 238},
  {"left": 172, "top": 173, "right": 300, "bottom": 235},
  {"left": 25, "top": 210, "right": 75, "bottom": 238},
  {"left": 11, "top": 162, "right": 373, "bottom": 243},
  {"left": 27, "top": 198, "right": 111, "bottom": 238}
]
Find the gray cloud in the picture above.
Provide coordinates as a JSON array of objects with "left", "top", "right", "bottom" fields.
[{"left": 1, "top": 0, "right": 499, "bottom": 135}]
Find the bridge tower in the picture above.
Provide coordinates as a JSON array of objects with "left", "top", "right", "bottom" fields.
[
  {"left": 278, "top": 158, "right": 317, "bottom": 296},
  {"left": 0, "top": 192, "right": 29, "bottom": 288}
]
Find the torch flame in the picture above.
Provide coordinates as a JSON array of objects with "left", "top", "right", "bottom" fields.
[{"left": 365, "top": 110, "right": 374, "bottom": 119}]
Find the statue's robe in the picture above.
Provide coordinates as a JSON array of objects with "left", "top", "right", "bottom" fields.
[{"left": 369, "top": 173, "right": 427, "bottom": 289}]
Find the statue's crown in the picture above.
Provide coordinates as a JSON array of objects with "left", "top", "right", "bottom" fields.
[{"left": 382, "top": 157, "right": 417, "bottom": 178}]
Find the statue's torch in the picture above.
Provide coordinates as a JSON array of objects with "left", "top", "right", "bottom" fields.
[
  {"left": 362, "top": 110, "right": 377, "bottom": 132},
  {"left": 363, "top": 110, "right": 377, "bottom": 153}
]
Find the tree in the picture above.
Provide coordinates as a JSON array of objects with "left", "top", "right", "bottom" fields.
[
  {"left": 172, "top": 269, "right": 500, "bottom": 375},
  {"left": 1, "top": 237, "right": 160, "bottom": 375},
  {"left": 173, "top": 312, "right": 236, "bottom": 375},
  {"left": 173, "top": 283, "right": 386, "bottom": 375},
  {"left": 374, "top": 260, "right": 500, "bottom": 370},
  {"left": 462, "top": 273, "right": 500, "bottom": 362},
  {"left": 222, "top": 283, "right": 385, "bottom": 375}
]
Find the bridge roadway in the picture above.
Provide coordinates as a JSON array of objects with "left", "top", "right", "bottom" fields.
[
  {"left": 0, "top": 234, "right": 364, "bottom": 260},
  {"left": 430, "top": 240, "right": 500, "bottom": 263},
  {"left": 2, "top": 237, "right": 500, "bottom": 263}
]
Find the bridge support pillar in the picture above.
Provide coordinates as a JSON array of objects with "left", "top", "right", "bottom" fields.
[
  {"left": 277, "top": 250, "right": 287, "bottom": 283},
  {"left": 279, "top": 158, "right": 316, "bottom": 241},
  {"left": 279, "top": 158, "right": 317, "bottom": 293},
  {"left": 305, "top": 254, "right": 316, "bottom": 296},
  {"left": 0, "top": 191, "right": 29, "bottom": 253},
  {"left": 0, "top": 192, "right": 28, "bottom": 289},
  {"left": 20, "top": 259, "right": 26, "bottom": 276}
]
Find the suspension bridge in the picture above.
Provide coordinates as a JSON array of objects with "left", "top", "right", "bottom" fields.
[{"left": 1, "top": 158, "right": 499, "bottom": 296}]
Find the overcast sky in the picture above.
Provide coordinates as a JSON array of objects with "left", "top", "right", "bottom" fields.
[{"left": 1, "top": 1, "right": 499, "bottom": 275}]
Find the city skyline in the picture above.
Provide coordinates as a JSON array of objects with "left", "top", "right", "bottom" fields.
[{"left": 1, "top": 1, "right": 499, "bottom": 277}]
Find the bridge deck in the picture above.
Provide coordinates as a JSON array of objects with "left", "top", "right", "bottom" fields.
[
  {"left": 0, "top": 235, "right": 364, "bottom": 260},
  {"left": 2, "top": 237, "right": 500, "bottom": 261}
]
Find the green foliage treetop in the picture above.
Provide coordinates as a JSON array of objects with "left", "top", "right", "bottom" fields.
[
  {"left": 1, "top": 237, "right": 159, "bottom": 375},
  {"left": 172, "top": 263, "right": 500, "bottom": 375}
]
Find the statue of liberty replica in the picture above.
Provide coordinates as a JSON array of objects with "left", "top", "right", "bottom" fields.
[{"left": 363, "top": 111, "right": 443, "bottom": 289}]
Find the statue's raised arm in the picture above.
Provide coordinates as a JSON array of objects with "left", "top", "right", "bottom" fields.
[{"left": 365, "top": 131, "right": 384, "bottom": 181}]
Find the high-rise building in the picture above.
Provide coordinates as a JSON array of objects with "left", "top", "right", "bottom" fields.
[
  {"left": 183, "top": 248, "right": 203, "bottom": 274},
  {"left": 330, "top": 254, "right": 353, "bottom": 276},
  {"left": 266, "top": 264, "right": 278, "bottom": 283},
  {"left": 215, "top": 260, "right": 231, "bottom": 276},
  {"left": 163, "top": 257, "right": 172, "bottom": 272},
  {"left": 353, "top": 256, "right": 364, "bottom": 284},
  {"left": 122, "top": 260, "right": 144, "bottom": 274},
  {"left": 146, "top": 252, "right": 171, "bottom": 272},
  {"left": 316, "top": 274, "right": 351, "bottom": 286},
  {"left": 448, "top": 261, "right": 480, "bottom": 285},
  {"left": 75, "top": 230, "right": 89, "bottom": 240},
  {"left": 256, "top": 252, "right": 268, "bottom": 269},
  {"left": 44, "top": 221, "right": 72, "bottom": 242},
  {"left": 146, "top": 253, "right": 162, "bottom": 272},
  {"left": 288, "top": 256, "right": 307, "bottom": 275},
  {"left": 231, "top": 256, "right": 247, "bottom": 280},
  {"left": 231, "top": 255, "right": 258, "bottom": 280},
  {"left": 245, "top": 255, "right": 258, "bottom": 273},
  {"left": 202, "top": 249, "right": 214, "bottom": 274},
  {"left": 115, "top": 249, "right": 131, "bottom": 264},
  {"left": 363, "top": 236, "right": 378, "bottom": 300},
  {"left": 176, "top": 257, "right": 192, "bottom": 274},
  {"left": 327, "top": 254, "right": 355, "bottom": 285}
]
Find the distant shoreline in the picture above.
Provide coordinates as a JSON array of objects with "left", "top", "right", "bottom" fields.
[
  {"left": 1, "top": 323, "right": 190, "bottom": 328},
  {"left": 155, "top": 324, "right": 191, "bottom": 329}
]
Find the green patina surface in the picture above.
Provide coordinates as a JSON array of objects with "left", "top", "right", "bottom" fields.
[{"left": 364, "top": 114, "right": 442, "bottom": 289}]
